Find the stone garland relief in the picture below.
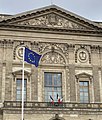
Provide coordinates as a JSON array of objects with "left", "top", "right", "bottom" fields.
[
  {"left": 39, "top": 42, "right": 68, "bottom": 64},
  {"left": 39, "top": 43, "right": 68, "bottom": 56},
  {"left": 17, "top": 13, "right": 85, "bottom": 29},
  {"left": 41, "top": 52, "right": 65, "bottom": 64}
]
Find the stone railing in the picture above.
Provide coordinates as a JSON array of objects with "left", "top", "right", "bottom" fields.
[{"left": 3, "top": 101, "right": 102, "bottom": 110}]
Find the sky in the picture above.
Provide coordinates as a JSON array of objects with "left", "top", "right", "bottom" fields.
[{"left": 0, "top": 0, "right": 102, "bottom": 22}]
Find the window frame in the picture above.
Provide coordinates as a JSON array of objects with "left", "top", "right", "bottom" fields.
[
  {"left": 75, "top": 73, "right": 93, "bottom": 103},
  {"left": 79, "top": 81, "right": 89, "bottom": 103},
  {"left": 16, "top": 78, "right": 27, "bottom": 101},
  {"left": 44, "top": 72, "right": 62, "bottom": 102}
]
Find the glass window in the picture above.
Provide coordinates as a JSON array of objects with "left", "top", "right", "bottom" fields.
[
  {"left": 16, "top": 79, "right": 27, "bottom": 101},
  {"left": 79, "top": 81, "right": 89, "bottom": 103},
  {"left": 44, "top": 73, "right": 62, "bottom": 102}
]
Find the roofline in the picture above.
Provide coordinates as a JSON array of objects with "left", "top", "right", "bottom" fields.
[{"left": 0, "top": 4, "right": 101, "bottom": 29}]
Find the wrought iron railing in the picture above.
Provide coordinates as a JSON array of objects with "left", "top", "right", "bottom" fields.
[{"left": 3, "top": 101, "right": 102, "bottom": 111}]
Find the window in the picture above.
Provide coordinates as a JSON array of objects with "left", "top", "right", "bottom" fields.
[
  {"left": 44, "top": 73, "right": 62, "bottom": 102},
  {"left": 16, "top": 79, "right": 27, "bottom": 101},
  {"left": 79, "top": 81, "right": 89, "bottom": 103}
]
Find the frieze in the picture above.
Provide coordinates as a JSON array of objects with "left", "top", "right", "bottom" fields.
[
  {"left": 17, "top": 13, "right": 86, "bottom": 29},
  {"left": 91, "top": 45, "right": 100, "bottom": 53},
  {"left": 4, "top": 109, "right": 102, "bottom": 115},
  {"left": 0, "top": 39, "right": 13, "bottom": 48}
]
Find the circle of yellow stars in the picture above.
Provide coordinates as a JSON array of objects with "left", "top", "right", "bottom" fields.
[{"left": 28, "top": 52, "right": 35, "bottom": 63}]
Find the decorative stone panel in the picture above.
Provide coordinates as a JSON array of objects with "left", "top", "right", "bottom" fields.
[
  {"left": 17, "top": 13, "right": 86, "bottom": 29},
  {"left": 75, "top": 45, "right": 91, "bottom": 64},
  {"left": 41, "top": 52, "right": 65, "bottom": 65}
]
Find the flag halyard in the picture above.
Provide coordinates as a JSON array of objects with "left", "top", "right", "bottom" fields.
[{"left": 24, "top": 47, "right": 42, "bottom": 67}]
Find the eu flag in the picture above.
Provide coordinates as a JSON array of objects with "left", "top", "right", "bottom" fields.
[{"left": 24, "top": 47, "right": 42, "bottom": 67}]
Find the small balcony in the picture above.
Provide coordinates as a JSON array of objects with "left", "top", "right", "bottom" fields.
[{"left": 3, "top": 101, "right": 102, "bottom": 112}]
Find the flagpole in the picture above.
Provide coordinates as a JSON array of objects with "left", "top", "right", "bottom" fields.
[{"left": 22, "top": 47, "right": 25, "bottom": 120}]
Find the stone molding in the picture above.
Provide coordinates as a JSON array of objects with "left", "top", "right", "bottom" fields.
[
  {"left": 0, "top": 5, "right": 100, "bottom": 31},
  {"left": 0, "top": 39, "right": 13, "bottom": 48}
]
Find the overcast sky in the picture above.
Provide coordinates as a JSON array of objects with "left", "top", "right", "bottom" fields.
[{"left": 0, "top": 0, "right": 102, "bottom": 22}]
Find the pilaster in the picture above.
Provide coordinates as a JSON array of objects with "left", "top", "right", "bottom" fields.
[
  {"left": 65, "top": 66, "right": 70, "bottom": 101},
  {"left": 69, "top": 64, "right": 76, "bottom": 102},
  {"left": 93, "top": 65, "right": 100, "bottom": 102},
  {"left": 0, "top": 41, "right": 3, "bottom": 101},
  {"left": 31, "top": 42, "right": 39, "bottom": 101},
  {"left": 4, "top": 40, "right": 13, "bottom": 100}
]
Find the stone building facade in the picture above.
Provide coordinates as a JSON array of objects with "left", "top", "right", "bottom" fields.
[{"left": 0, "top": 5, "right": 102, "bottom": 120}]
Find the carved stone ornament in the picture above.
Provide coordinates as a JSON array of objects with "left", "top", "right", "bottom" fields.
[
  {"left": 39, "top": 43, "right": 69, "bottom": 60},
  {"left": 16, "top": 46, "right": 23, "bottom": 59},
  {"left": 77, "top": 49, "right": 89, "bottom": 63},
  {"left": 17, "top": 13, "right": 85, "bottom": 29},
  {"left": 41, "top": 52, "right": 65, "bottom": 64}
]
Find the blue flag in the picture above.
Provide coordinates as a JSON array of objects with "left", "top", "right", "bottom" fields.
[{"left": 24, "top": 47, "right": 42, "bottom": 67}]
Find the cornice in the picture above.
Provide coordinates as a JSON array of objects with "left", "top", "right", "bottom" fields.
[
  {"left": 0, "top": 5, "right": 101, "bottom": 30},
  {"left": 0, "top": 23, "right": 102, "bottom": 37}
]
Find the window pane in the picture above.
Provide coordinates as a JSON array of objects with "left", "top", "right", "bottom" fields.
[
  {"left": 80, "top": 92, "right": 84, "bottom": 97},
  {"left": 16, "top": 79, "right": 27, "bottom": 101},
  {"left": 80, "top": 88, "right": 83, "bottom": 92},
  {"left": 84, "top": 82, "right": 88, "bottom": 86},
  {"left": 45, "top": 73, "right": 52, "bottom": 86},
  {"left": 83, "top": 88, "right": 88, "bottom": 92},
  {"left": 79, "top": 82, "right": 84, "bottom": 86},
  {"left": 79, "top": 81, "right": 89, "bottom": 103},
  {"left": 54, "top": 74, "right": 61, "bottom": 86},
  {"left": 84, "top": 92, "right": 88, "bottom": 97}
]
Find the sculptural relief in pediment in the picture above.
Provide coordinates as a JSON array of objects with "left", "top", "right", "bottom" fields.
[
  {"left": 17, "top": 13, "right": 86, "bottom": 29},
  {"left": 41, "top": 52, "right": 65, "bottom": 64}
]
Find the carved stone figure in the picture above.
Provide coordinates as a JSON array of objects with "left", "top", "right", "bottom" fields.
[{"left": 17, "top": 13, "right": 85, "bottom": 29}]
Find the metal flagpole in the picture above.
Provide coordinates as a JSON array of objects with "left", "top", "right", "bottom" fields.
[{"left": 22, "top": 47, "right": 25, "bottom": 120}]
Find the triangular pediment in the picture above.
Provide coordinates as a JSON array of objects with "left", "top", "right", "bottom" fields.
[
  {"left": 0, "top": 5, "right": 101, "bottom": 30},
  {"left": 12, "top": 12, "right": 89, "bottom": 30}
]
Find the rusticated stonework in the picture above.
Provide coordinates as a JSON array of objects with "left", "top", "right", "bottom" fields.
[{"left": 17, "top": 13, "right": 85, "bottom": 29}]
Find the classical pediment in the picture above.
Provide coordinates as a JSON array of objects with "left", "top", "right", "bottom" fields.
[
  {"left": 14, "top": 13, "right": 88, "bottom": 30},
  {"left": 0, "top": 5, "right": 101, "bottom": 30}
]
